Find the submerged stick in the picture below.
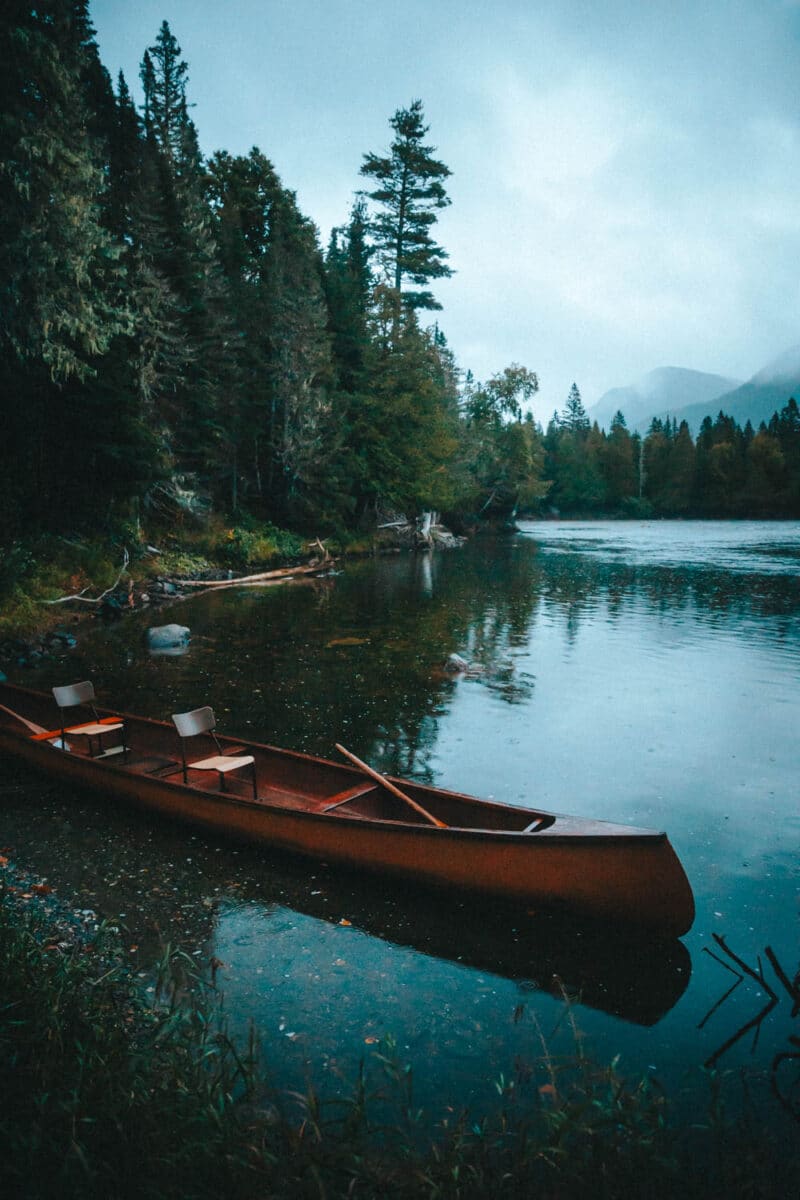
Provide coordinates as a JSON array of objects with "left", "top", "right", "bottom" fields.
[{"left": 334, "top": 744, "right": 447, "bottom": 829}]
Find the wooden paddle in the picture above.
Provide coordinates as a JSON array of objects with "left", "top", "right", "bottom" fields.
[
  {"left": 335, "top": 743, "right": 447, "bottom": 828},
  {"left": 0, "top": 703, "right": 47, "bottom": 735}
]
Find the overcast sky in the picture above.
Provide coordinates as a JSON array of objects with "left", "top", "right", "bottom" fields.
[{"left": 90, "top": 0, "right": 800, "bottom": 418}]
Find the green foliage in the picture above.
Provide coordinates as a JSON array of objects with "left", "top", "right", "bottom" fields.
[
  {"left": 0, "top": 534, "right": 122, "bottom": 638},
  {"left": 460, "top": 369, "right": 548, "bottom": 518},
  {"left": 360, "top": 99, "right": 453, "bottom": 315},
  {"left": 222, "top": 521, "right": 303, "bottom": 568},
  {"left": 1, "top": 6, "right": 796, "bottom": 542},
  {"left": 2, "top": 888, "right": 798, "bottom": 1200},
  {"left": 0, "top": 887, "right": 260, "bottom": 1200},
  {"left": 340, "top": 309, "right": 461, "bottom": 518},
  {"left": 542, "top": 391, "right": 800, "bottom": 518},
  {"left": 0, "top": 1, "right": 129, "bottom": 383}
]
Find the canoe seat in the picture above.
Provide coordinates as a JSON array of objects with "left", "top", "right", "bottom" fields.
[
  {"left": 321, "top": 782, "right": 378, "bottom": 812},
  {"left": 172, "top": 706, "right": 256, "bottom": 799},
  {"left": 52, "top": 681, "right": 127, "bottom": 761}
]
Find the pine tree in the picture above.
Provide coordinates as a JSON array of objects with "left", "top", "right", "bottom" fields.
[
  {"left": 138, "top": 21, "right": 237, "bottom": 492},
  {"left": 0, "top": 1, "right": 127, "bottom": 384},
  {"left": 602, "top": 411, "right": 637, "bottom": 509},
  {"left": 360, "top": 100, "right": 452, "bottom": 323},
  {"left": 324, "top": 198, "right": 373, "bottom": 393},
  {"left": 0, "top": 0, "right": 132, "bottom": 532},
  {"left": 343, "top": 304, "right": 459, "bottom": 520},
  {"left": 561, "top": 383, "right": 590, "bottom": 433},
  {"left": 260, "top": 185, "right": 334, "bottom": 517}
]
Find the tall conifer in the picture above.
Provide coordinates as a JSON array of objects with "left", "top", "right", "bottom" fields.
[{"left": 360, "top": 100, "right": 452, "bottom": 322}]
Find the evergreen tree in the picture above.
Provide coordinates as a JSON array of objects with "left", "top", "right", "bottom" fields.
[
  {"left": 561, "top": 383, "right": 590, "bottom": 433},
  {"left": 743, "top": 428, "right": 784, "bottom": 515},
  {"left": 0, "top": 0, "right": 131, "bottom": 532},
  {"left": 260, "top": 185, "right": 334, "bottom": 518},
  {"left": 324, "top": 198, "right": 373, "bottom": 393},
  {"left": 769, "top": 397, "right": 800, "bottom": 513},
  {"left": 667, "top": 421, "right": 695, "bottom": 513},
  {"left": 0, "top": 0, "right": 127, "bottom": 384},
  {"left": 343, "top": 302, "right": 459, "bottom": 520},
  {"left": 602, "top": 411, "right": 637, "bottom": 509},
  {"left": 360, "top": 100, "right": 452, "bottom": 323},
  {"left": 138, "top": 21, "right": 237, "bottom": 491}
]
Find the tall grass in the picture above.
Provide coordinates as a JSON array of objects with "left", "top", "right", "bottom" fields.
[{"left": 1, "top": 882, "right": 796, "bottom": 1199}]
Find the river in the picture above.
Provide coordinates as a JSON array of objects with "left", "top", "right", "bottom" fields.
[{"left": 2, "top": 520, "right": 799, "bottom": 1126}]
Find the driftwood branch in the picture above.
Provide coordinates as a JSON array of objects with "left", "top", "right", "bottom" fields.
[
  {"left": 307, "top": 537, "right": 332, "bottom": 562},
  {"left": 44, "top": 548, "right": 130, "bottom": 605},
  {"left": 176, "top": 560, "right": 334, "bottom": 591}
]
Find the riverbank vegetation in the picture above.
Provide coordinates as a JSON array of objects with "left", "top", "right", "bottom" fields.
[
  {"left": 1, "top": 874, "right": 796, "bottom": 1200},
  {"left": 4, "top": 1, "right": 799, "bottom": 580}
]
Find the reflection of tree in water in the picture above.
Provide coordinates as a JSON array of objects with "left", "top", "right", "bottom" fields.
[
  {"left": 535, "top": 552, "right": 800, "bottom": 639},
  {"left": 51, "top": 533, "right": 799, "bottom": 785}
]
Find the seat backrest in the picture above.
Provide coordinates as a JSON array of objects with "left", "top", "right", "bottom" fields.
[
  {"left": 53, "top": 681, "right": 95, "bottom": 709},
  {"left": 172, "top": 706, "right": 216, "bottom": 739}
]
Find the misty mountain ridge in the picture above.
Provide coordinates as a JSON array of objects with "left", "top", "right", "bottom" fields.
[
  {"left": 589, "top": 346, "right": 800, "bottom": 434},
  {"left": 589, "top": 367, "right": 740, "bottom": 433}
]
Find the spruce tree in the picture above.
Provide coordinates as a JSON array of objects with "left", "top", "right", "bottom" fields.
[
  {"left": 561, "top": 383, "right": 590, "bottom": 433},
  {"left": 360, "top": 100, "right": 452, "bottom": 322},
  {"left": 0, "top": 0, "right": 131, "bottom": 532},
  {"left": 138, "top": 21, "right": 237, "bottom": 494},
  {"left": 603, "top": 411, "right": 637, "bottom": 509},
  {"left": 324, "top": 198, "right": 373, "bottom": 392}
]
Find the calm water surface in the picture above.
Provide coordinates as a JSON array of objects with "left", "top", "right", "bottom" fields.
[{"left": 3, "top": 520, "right": 799, "bottom": 1123}]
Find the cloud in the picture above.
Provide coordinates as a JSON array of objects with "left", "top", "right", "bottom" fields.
[{"left": 90, "top": 0, "right": 800, "bottom": 409}]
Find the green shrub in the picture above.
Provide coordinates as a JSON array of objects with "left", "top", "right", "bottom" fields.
[{"left": 222, "top": 522, "right": 304, "bottom": 569}]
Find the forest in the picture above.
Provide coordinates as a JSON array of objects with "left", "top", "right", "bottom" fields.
[{"left": 2, "top": 1, "right": 800, "bottom": 554}]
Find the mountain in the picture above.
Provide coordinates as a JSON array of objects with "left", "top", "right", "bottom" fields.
[
  {"left": 589, "top": 367, "right": 740, "bottom": 433},
  {"left": 669, "top": 345, "right": 800, "bottom": 433}
]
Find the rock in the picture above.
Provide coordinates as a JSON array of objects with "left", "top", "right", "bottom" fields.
[
  {"left": 431, "top": 527, "right": 467, "bottom": 549},
  {"left": 99, "top": 592, "right": 128, "bottom": 620},
  {"left": 146, "top": 623, "right": 190, "bottom": 651},
  {"left": 444, "top": 653, "right": 470, "bottom": 673},
  {"left": 47, "top": 630, "right": 77, "bottom": 650},
  {"left": 443, "top": 652, "right": 485, "bottom": 677}
]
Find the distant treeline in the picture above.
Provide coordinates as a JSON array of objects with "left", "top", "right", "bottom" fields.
[
  {"left": 544, "top": 385, "right": 800, "bottom": 518},
  {"left": 2, "top": 4, "right": 798, "bottom": 545}
]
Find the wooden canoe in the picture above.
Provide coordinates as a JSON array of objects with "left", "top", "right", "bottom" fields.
[{"left": 0, "top": 682, "right": 695, "bottom": 936}]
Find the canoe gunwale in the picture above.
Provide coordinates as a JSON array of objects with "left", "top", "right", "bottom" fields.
[
  {"left": 0, "top": 682, "right": 695, "bottom": 935},
  {"left": 0, "top": 722, "right": 669, "bottom": 843}
]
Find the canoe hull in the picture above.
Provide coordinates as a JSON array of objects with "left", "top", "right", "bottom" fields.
[{"left": 0, "top": 684, "right": 695, "bottom": 936}]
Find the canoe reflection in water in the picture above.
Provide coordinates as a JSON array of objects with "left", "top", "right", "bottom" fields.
[{"left": 235, "top": 879, "right": 693, "bottom": 1028}]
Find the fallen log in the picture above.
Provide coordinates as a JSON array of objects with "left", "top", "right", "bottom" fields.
[{"left": 175, "top": 561, "right": 335, "bottom": 590}]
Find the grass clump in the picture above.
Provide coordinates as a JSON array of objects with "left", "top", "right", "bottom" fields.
[
  {"left": 1, "top": 883, "right": 798, "bottom": 1200},
  {"left": 0, "top": 536, "right": 124, "bottom": 640}
]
